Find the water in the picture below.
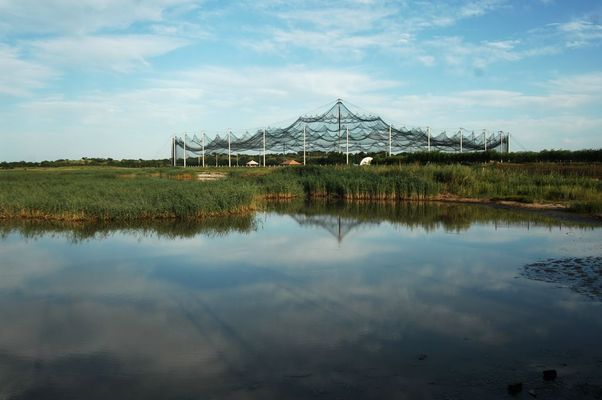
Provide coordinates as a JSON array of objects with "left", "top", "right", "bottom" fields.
[{"left": 0, "top": 202, "right": 601, "bottom": 399}]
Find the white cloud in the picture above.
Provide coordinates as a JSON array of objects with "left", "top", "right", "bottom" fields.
[
  {"left": 1, "top": 1, "right": 601, "bottom": 160},
  {"left": 27, "top": 35, "right": 190, "bottom": 72},
  {"left": 556, "top": 18, "right": 602, "bottom": 48},
  {"left": 0, "top": 44, "right": 55, "bottom": 96},
  {"left": 275, "top": 7, "right": 395, "bottom": 33},
  {"left": 417, "top": 55, "right": 436, "bottom": 67},
  {"left": 243, "top": 1, "right": 508, "bottom": 61},
  {"left": 3, "top": 66, "right": 601, "bottom": 162},
  {"left": 398, "top": 0, "right": 508, "bottom": 30},
  {"left": 149, "top": 21, "right": 210, "bottom": 39},
  {"left": 243, "top": 2, "right": 598, "bottom": 74},
  {"left": 0, "top": 65, "right": 402, "bottom": 160},
  {"left": 457, "top": 89, "right": 593, "bottom": 109},
  {"left": 372, "top": 81, "right": 600, "bottom": 125},
  {"left": 333, "top": 73, "right": 602, "bottom": 149},
  {"left": 0, "top": 0, "right": 199, "bottom": 35},
  {"left": 250, "top": 28, "right": 402, "bottom": 59},
  {"left": 458, "top": 0, "right": 506, "bottom": 18},
  {"left": 170, "top": 66, "right": 401, "bottom": 112},
  {"left": 548, "top": 72, "right": 602, "bottom": 94},
  {"left": 30, "top": 65, "right": 398, "bottom": 119},
  {"left": 425, "top": 36, "right": 551, "bottom": 72},
  {"left": 420, "top": 11, "right": 600, "bottom": 72}
]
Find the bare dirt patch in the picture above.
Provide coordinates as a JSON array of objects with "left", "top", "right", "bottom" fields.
[{"left": 196, "top": 173, "right": 226, "bottom": 181}]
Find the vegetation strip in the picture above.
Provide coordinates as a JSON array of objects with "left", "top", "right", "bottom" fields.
[
  {"left": 2, "top": 149, "right": 601, "bottom": 169},
  {"left": 0, "top": 164, "right": 600, "bottom": 221}
]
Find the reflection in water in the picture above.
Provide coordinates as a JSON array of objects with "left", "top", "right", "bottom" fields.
[
  {"left": 279, "top": 200, "right": 599, "bottom": 244},
  {"left": 291, "top": 214, "right": 376, "bottom": 243},
  {"left": 1, "top": 200, "right": 596, "bottom": 242},
  {"left": 0, "top": 214, "right": 257, "bottom": 242},
  {"left": 0, "top": 202, "right": 601, "bottom": 399}
]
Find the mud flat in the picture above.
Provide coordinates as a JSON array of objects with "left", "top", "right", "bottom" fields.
[{"left": 522, "top": 256, "right": 602, "bottom": 301}]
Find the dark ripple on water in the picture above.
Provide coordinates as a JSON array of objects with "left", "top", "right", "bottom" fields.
[{"left": 522, "top": 256, "right": 602, "bottom": 300}]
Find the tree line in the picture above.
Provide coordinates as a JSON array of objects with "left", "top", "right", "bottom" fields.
[{"left": 1, "top": 149, "right": 601, "bottom": 169}]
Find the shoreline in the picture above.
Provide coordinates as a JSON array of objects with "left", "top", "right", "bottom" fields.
[
  {"left": 1, "top": 195, "right": 600, "bottom": 225},
  {"left": 2, "top": 165, "right": 600, "bottom": 224},
  {"left": 431, "top": 196, "right": 602, "bottom": 225}
]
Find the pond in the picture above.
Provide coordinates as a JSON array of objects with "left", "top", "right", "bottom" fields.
[{"left": 0, "top": 202, "right": 601, "bottom": 399}]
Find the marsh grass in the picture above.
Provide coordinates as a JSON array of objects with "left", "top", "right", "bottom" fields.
[
  {"left": 0, "top": 168, "right": 257, "bottom": 220},
  {"left": 1, "top": 164, "right": 600, "bottom": 220},
  {"left": 260, "top": 165, "right": 601, "bottom": 212}
]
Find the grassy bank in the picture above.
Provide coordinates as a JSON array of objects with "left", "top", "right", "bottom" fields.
[
  {"left": 0, "top": 168, "right": 257, "bottom": 220},
  {"left": 0, "top": 164, "right": 600, "bottom": 220},
  {"left": 238, "top": 164, "right": 602, "bottom": 213}
]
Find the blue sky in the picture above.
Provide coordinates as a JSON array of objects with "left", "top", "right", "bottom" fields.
[{"left": 1, "top": 0, "right": 601, "bottom": 161}]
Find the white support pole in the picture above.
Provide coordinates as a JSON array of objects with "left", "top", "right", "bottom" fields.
[
  {"left": 183, "top": 133, "right": 187, "bottom": 167},
  {"left": 427, "top": 127, "right": 431, "bottom": 152},
  {"left": 172, "top": 136, "right": 176, "bottom": 166},
  {"left": 346, "top": 126, "right": 350, "bottom": 165},
  {"left": 228, "top": 130, "right": 231, "bottom": 167},
  {"left": 388, "top": 125, "right": 392, "bottom": 156},
  {"left": 263, "top": 128, "right": 266, "bottom": 167},
  {"left": 202, "top": 132, "right": 205, "bottom": 167},
  {"left": 337, "top": 101, "right": 341, "bottom": 153},
  {"left": 303, "top": 125, "right": 306, "bottom": 166},
  {"left": 460, "top": 130, "right": 463, "bottom": 153}
]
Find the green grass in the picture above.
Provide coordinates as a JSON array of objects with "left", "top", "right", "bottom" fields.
[
  {"left": 1, "top": 164, "right": 600, "bottom": 220},
  {"left": 0, "top": 168, "right": 257, "bottom": 220},
  {"left": 253, "top": 164, "right": 601, "bottom": 210},
  {"left": 285, "top": 165, "right": 439, "bottom": 200}
]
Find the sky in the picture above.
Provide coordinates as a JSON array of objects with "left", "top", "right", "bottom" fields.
[{"left": 0, "top": 0, "right": 601, "bottom": 161}]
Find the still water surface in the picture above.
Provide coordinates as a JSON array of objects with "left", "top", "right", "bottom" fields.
[{"left": 0, "top": 203, "right": 601, "bottom": 399}]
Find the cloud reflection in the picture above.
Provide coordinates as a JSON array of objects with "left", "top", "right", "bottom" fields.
[{"left": 0, "top": 203, "right": 601, "bottom": 399}]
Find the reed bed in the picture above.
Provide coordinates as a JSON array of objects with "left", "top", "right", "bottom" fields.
[
  {"left": 261, "top": 164, "right": 601, "bottom": 211},
  {"left": 1, "top": 164, "right": 600, "bottom": 220},
  {"left": 0, "top": 168, "right": 257, "bottom": 220}
]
